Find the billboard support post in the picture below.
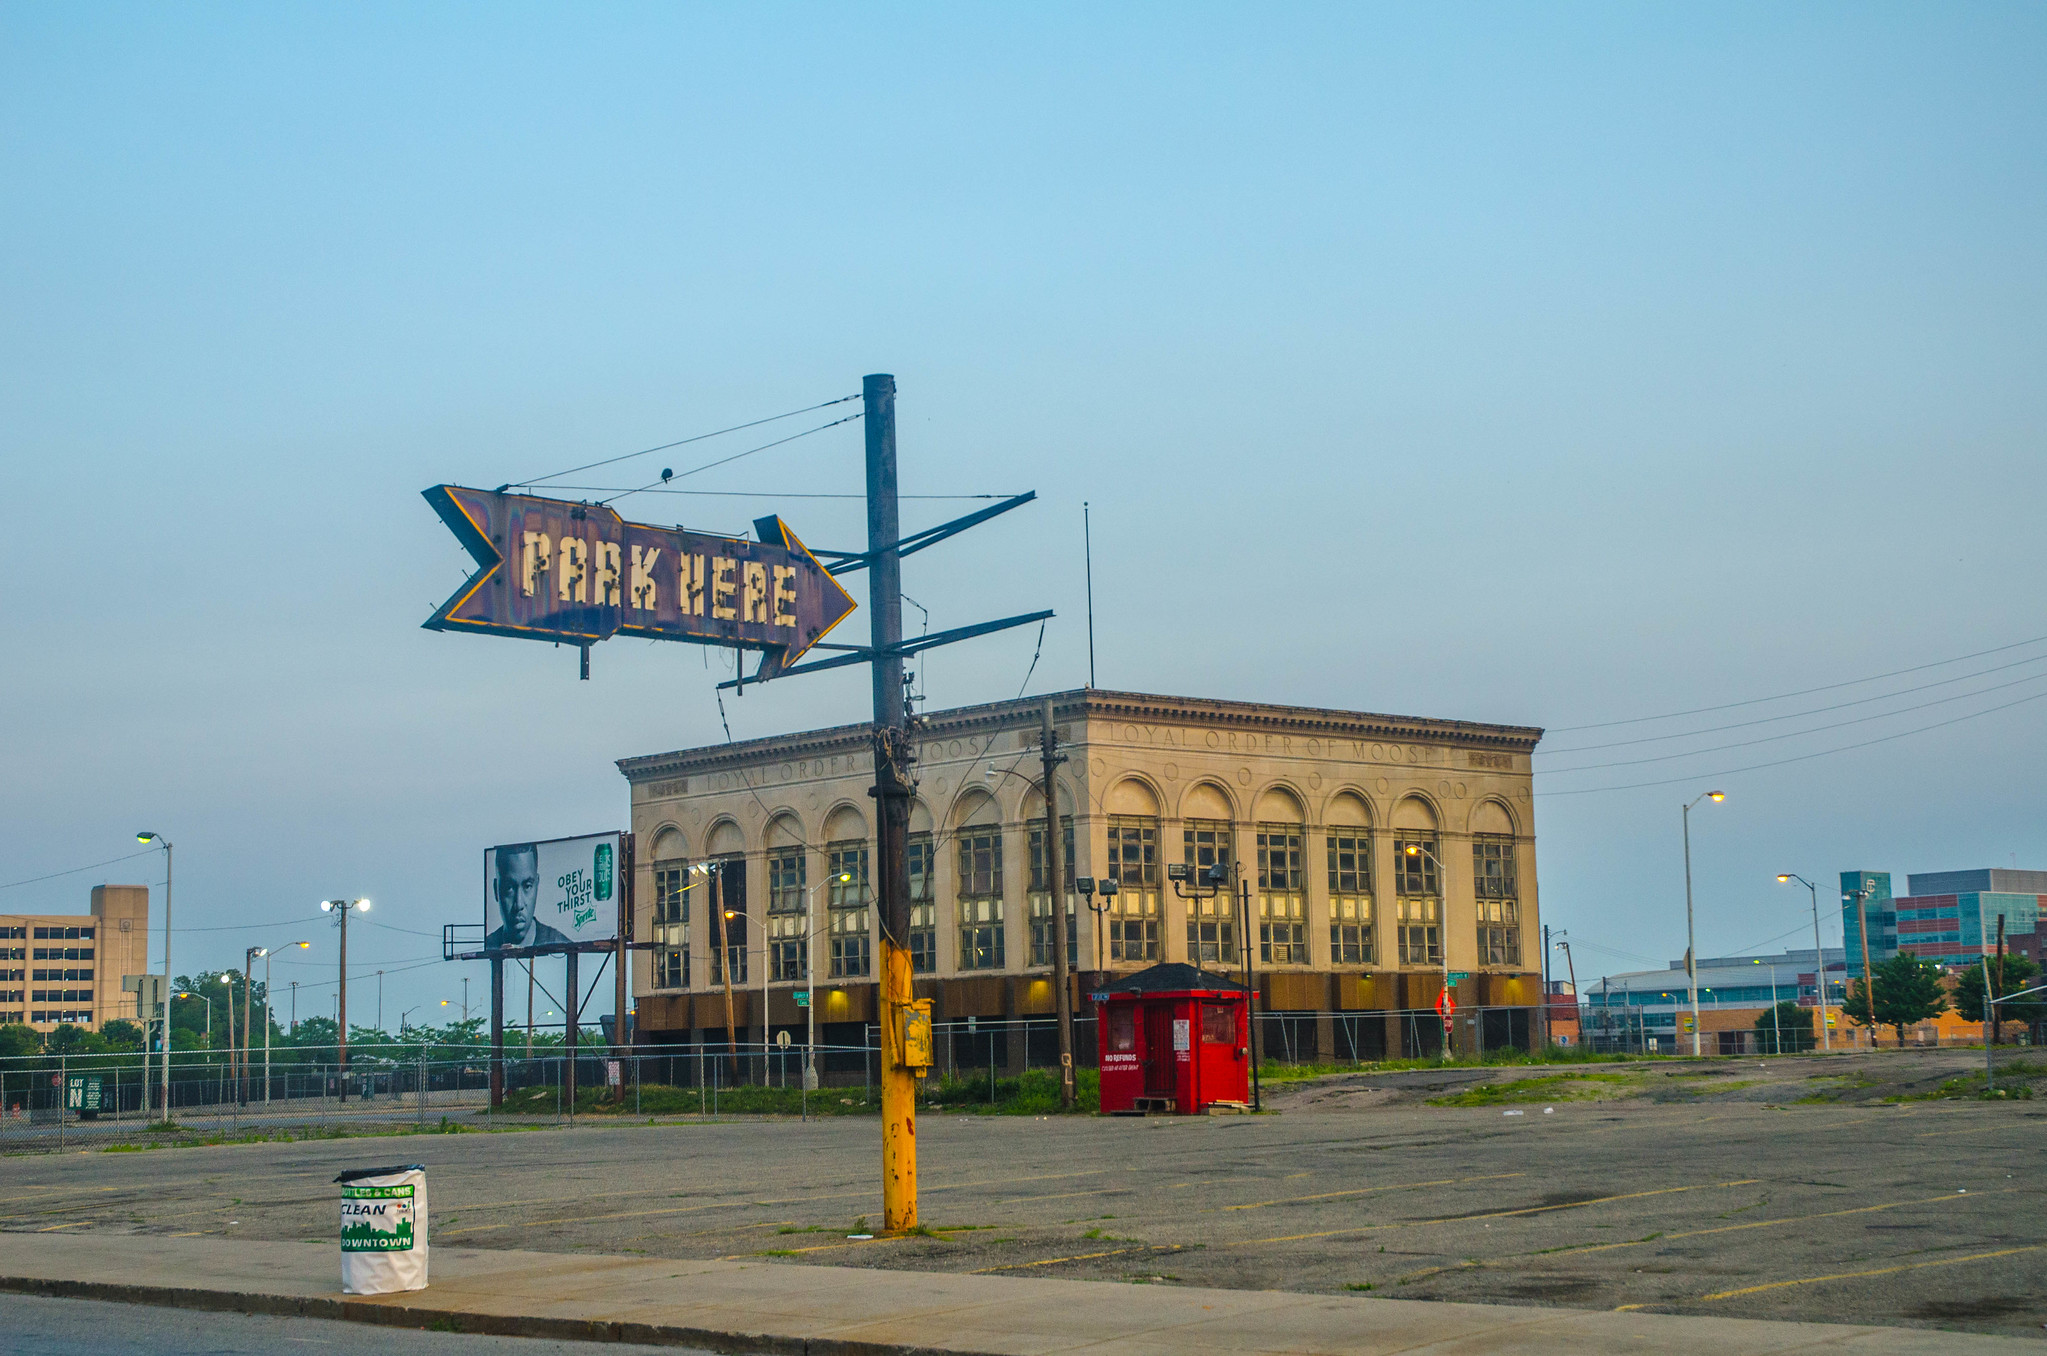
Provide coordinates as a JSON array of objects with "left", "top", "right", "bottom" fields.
[
  {"left": 489, "top": 955, "right": 504, "bottom": 1110},
  {"left": 565, "top": 948, "right": 579, "bottom": 1119},
  {"left": 615, "top": 832, "right": 633, "bottom": 1103}
]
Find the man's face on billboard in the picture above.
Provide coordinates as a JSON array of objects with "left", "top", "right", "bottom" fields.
[{"left": 495, "top": 848, "right": 539, "bottom": 939}]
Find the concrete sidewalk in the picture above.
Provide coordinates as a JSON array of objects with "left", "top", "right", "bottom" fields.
[{"left": 0, "top": 1233, "right": 2027, "bottom": 1354}]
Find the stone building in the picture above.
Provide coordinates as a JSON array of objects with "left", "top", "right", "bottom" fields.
[
  {"left": 618, "top": 689, "right": 1542, "bottom": 1069},
  {"left": 0, "top": 885, "right": 152, "bottom": 1031}
]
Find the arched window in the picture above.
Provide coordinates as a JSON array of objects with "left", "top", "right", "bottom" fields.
[
  {"left": 766, "top": 816, "right": 808, "bottom": 981},
  {"left": 956, "top": 794, "right": 1005, "bottom": 970},
  {"left": 1391, "top": 798, "right": 1441, "bottom": 967},
  {"left": 650, "top": 827, "right": 689, "bottom": 990},
  {"left": 907, "top": 801, "right": 936, "bottom": 973},
  {"left": 1182, "top": 782, "right": 1236, "bottom": 964},
  {"left": 1325, "top": 794, "right": 1374, "bottom": 966},
  {"left": 1471, "top": 801, "right": 1520, "bottom": 968},
  {"left": 1255, "top": 788, "right": 1306, "bottom": 965},
  {"left": 1105, "top": 779, "right": 1161, "bottom": 963},
  {"left": 825, "top": 806, "right": 871, "bottom": 978}
]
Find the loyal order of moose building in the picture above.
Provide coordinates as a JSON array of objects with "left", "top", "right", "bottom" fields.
[{"left": 619, "top": 689, "right": 1543, "bottom": 1072}]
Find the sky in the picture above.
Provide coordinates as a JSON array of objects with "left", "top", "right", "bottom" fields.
[{"left": 3, "top": 3, "right": 2043, "bottom": 1025}]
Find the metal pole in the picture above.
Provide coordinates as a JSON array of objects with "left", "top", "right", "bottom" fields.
[
  {"left": 338, "top": 904, "right": 350, "bottom": 1101},
  {"left": 1853, "top": 886, "right": 1876, "bottom": 1048},
  {"left": 242, "top": 950, "right": 255, "bottom": 1106},
  {"left": 1804, "top": 878, "right": 1831, "bottom": 1050},
  {"left": 760, "top": 880, "right": 770, "bottom": 1088},
  {"left": 264, "top": 951, "right": 273, "bottom": 1104},
  {"left": 1984, "top": 951, "right": 1997, "bottom": 1092},
  {"left": 1992, "top": 915, "right": 2007, "bottom": 1048},
  {"left": 160, "top": 840, "right": 172, "bottom": 1119},
  {"left": 1082, "top": 502, "right": 1095, "bottom": 689},
  {"left": 807, "top": 879, "right": 818, "bottom": 1097},
  {"left": 1769, "top": 965, "right": 1780, "bottom": 1054},
  {"left": 377, "top": 970, "right": 384, "bottom": 1033},
  {"left": 1042, "top": 699, "right": 1074, "bottom": 1109},
  {"left": 1239, "top": 870, "right": 1261, "bottom": 1111},
  {"left": 1683, "top": 800, "right": 1701, "bottom": 1056},
  {"left": 867, "top": 372, "right": 919, "bottom": 1231}
]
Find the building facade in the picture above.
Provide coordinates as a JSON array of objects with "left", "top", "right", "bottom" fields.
[
  {"left": 1889, "top": 869, "right": 2045, "bottom": 965},
  {"left": 617, "top": 689, "right": 1543, "bottom": 1067},
  {"left": 1582, "top": 949, "right": 1850, "bottom": 1053},
  {"left": 0, "top": 885, "right": 151, "bottom": 1031}
]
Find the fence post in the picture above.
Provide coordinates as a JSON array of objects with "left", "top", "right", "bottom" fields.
[{"left": 59, "top": 1055, "right": 67, "bottom": 1150}]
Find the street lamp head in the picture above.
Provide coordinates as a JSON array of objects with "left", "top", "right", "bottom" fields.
[
  {"left": 1099, "top": 878, "right": 1119, "bottom": 897},
  {"left": 356, "top": 898, "right": 370, "bottom": 911},
  {"left": 253, "top": 947, "right": 268, "bottom": 958},
  {"left": 1707, "top": 791, "right": 1725, "bottom": 802},
  {"left": 837, "top": 872, "right": 852, "bottom": 884},
  {"left": 1777, "top": 874, "right": 1792, "bottom": 882},
  {"left": 319, "top": 900, "right": 333, "bottom": 912},
  {"left": 295, "top": 941, "right": 310, "bottom": 949},
  {"left": 723, "top": 909, "right": 737, "bottom": 919},
  {"left": 1165, "top": 863, "right": 1189, "bottom": 882},
  {"left": 136, "top": 831, "right": 160, "bottom": 844}
]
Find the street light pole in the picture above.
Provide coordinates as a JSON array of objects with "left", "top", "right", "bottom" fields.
[
  {"left": 242, "top": 948, "right": 264, "bottom": 1106},
  {"left": 1777, "top": 875, "right": 1831, "bottom": 1051},
  {"left": 136, "top": 833, "right": 172, "bottom": 1118},
  {"left": 806, "top": 871, "right": 852, "bottom": 1095},
  {"left": 1039, "top": 698, "right": 1075, "bottom": 1110},
  {"left": 1681, "top": 792, "right": 1725, "bottom": 1056}
]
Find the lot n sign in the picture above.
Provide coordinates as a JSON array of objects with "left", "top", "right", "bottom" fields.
[{"left": 423, "top": 485, "right": 855, "bottom": 676}]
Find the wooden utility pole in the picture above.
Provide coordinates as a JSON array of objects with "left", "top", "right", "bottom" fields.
[
  {"left": 714, "top": 864, "right": 741, "bottom": 1084},
  {"left": 867, "top": 373, "right": 920, "bottom": 1232},
  {"left": 1040, "top": 699, "right": 1074, "bottom": 1108}
]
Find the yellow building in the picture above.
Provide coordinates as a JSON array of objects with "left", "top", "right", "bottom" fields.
[
  {"left": 619, "top": 689, "right": 1543, "bottom": 1068},
  {"left": 0, "top": 885, "right": 151, "bottom": 1031}
]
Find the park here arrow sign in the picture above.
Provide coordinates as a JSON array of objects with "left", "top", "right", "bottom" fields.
[{"left": 422, "top": 485, "right": 856, "bottom": 669}]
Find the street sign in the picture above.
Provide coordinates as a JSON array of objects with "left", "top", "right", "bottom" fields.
[
  {"left": 1435, "top": 987, "right": 1457, "bottom": 1017},
  {"left": 65, "top": 1075, "right": 103, "bottom": 1115},
  {"left": 424, "top": 486, "right": 856, "bottom": 675},
  {"left": 794, "top": 991, "right": 809, "bottom": 1008},
  {"left": 1446, "top": 971, "right": 1470, "bottom": 983}
]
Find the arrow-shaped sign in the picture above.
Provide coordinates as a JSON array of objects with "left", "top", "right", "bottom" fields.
[{"left": 422, "top": 486, "right": 856, "bottom": 667}]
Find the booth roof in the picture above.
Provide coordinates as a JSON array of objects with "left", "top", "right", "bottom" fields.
[{"left": 1100, "top": 962, "right": 1251, "bottom": 996}]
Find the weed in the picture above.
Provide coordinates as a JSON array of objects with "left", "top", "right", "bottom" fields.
[{"left": 1345, "top": 1282, "right": 1374, "bottom": 1291}]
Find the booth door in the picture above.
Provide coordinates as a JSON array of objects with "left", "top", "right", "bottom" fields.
[{"left": 1143, "top": 1004, "right": 1175, "bottom": 1099}]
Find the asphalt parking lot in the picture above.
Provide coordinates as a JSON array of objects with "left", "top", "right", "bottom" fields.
[{"left": 1, "top": 1048, "right": 2042, "bottom": 1341}]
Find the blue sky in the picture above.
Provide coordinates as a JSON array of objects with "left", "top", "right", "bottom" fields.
[{"left": 3, "top": 4, "right": 2043, "bottom": 1019}]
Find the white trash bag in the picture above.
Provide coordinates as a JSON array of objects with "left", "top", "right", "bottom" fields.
[{"left": 337, "top": 1163, "right": 428, "bottom": 1294}]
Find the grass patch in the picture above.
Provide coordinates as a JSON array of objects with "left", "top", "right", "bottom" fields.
[
  {"left": 1262, "top": 1047, "right": 1645, "bottom": 1084},
  {"left": 498, "top": 1083, "right": 879, "bottom": 1117},
  {"left": 918, "top": 1068, "right": 1099, "bottom": 1115},
  {"left": 1427, "top": 1074, "right": 1635, "bottom": 1107}
]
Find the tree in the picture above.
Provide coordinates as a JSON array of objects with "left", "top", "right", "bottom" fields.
[
  {"left": 1752, "top": 1001, "right": 1815, "bottom": 1053},
  {"left": 44, "top": 1023, "right": 107, "bottom": 1057},
  {"left": 1842, "top": 953, "right": 1949, "bottom": 1045},
  {"left": 99, "top": 1019, "right": 145, "bottom": 1050},
  {"left": 0, "top": 1024, "right": 42, "bottom": 1059},
  {"left": 1952, "top": 954, "right": 2044, "bottom": 1032}
]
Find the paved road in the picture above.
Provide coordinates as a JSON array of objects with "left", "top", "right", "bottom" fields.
[
  {"left": 0, "top": 1291, "right": 703, "bottom": 1355},
  {"left": 2, "top": 1048, "right": 2042, "bottom": 1340}
]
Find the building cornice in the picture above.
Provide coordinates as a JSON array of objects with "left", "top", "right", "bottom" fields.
[{"left": 618, "top": 688, "right": 1542, "bottom": 783}]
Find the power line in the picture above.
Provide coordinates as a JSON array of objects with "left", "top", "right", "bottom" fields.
[
  {"left": 599, "top": 412, "right": 865, "bottom": 507},
  {"left": 1540, "top": 686, "right": 2047, "bottom": 796},
  {"left": 1540, "top": 668, "right": 2047, "bottom": 772},
  {"left": 0, "top": 847, "right": 158, "bottom": 892},
  {"left": 506, "top": 394, "right": 858, "bottom": 490},
  {"left": 1547, "top": 632, "right": 2047, "bottom": 734},
  {"left": 1538, "top": 650, "right": 2047, "bottom": 755}
]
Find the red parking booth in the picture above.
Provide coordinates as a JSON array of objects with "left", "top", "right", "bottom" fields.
[{"left": 1095, "top": 962, "right": 1251, "bottom": 1114}]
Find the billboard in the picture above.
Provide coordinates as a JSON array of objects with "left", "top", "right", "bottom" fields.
[{"left": 484, "top": 832, "right": 622, "bottom": 951}]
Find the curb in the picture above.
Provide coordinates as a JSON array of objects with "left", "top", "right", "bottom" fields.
[{"left": 0, "top": 1273, "right": 1001, "bottom": 1356}]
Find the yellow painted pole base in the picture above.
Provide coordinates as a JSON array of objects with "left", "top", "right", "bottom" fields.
[{"left": 880, "top": 941, "right": 917, "bottom": 1232}]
